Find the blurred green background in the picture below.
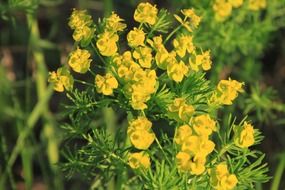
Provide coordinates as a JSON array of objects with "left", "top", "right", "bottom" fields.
[{"left": 0, "top": 0, "right": 285, "bottom": 189}]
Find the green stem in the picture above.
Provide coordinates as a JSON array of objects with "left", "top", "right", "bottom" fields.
[
  {"left": 271, "top": 153, "right": 285, "bottom": 190},
  {"left": 155, "top": 137, "right": 171, "bottom": 165},
  {"left": 164, "top": 25, "right": 182, "bottom": 44}
]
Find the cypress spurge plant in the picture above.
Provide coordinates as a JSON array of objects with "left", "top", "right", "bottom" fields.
[{"left": 49, "top": 3, "right": 270, "bottom": 189}]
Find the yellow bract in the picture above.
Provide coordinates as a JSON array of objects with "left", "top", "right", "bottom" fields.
[
  {"left": 72, "top": 25, "right": 93, "bottom": 42},
  {"left": 128, "top": 152, "right": 151, "bottom": 169},
  {"left": 189, "top": 51, "right": 212, "bottom": 72},
  {"left": 68, "top": 9, "right": 94, "bottom": 43},
  {"left": 133, "top": 46, "right": 153, "bottom": 68},
  {"left": 105, "top": 12, "right": 126, "bottom": 33},
  {"left": 48, "top": 67, "right": 74, "bottom": 92},
  {"left": 211, "top": 78, "right": 244, "bottom": 105},
  {"left": 127, "top": 117, "right": 155, "bottom": 150},
  {"left": 209, "top": 163, "right": 238, "bottom": 190},
  {"left": 176, "top": 152, "right": 206, "bottom": 175},
  {"left": 68, "top": 9, "right": 92, "bottom": 30},
  {"left": 167, "top": 60, "right": 189, "bottom": 83},
  {"left": 174, "top": 124, "right": 192, "bottom": 145},
  {"left": 96, "top": 32, "right": 119, "bottom": 57},
  {"left": 191, "top": 114, "right": 216, "bottom": 137},
  {"left": 173, "top": 35, "right": 195, "bottom": 58},
  {"left": 68, "top": 48, "right": 92, "bottom": 73},
  {"left": 134, "top": 2, "right": 158, "bottom": 25},
  {"left": 168, "top": 97, "right": 195, "bottom": 122},
  {"left": 127, "top": 27, "right": 145, "bottom": 47},
  {"left": 174, "top": 8, "right": 201, "bottom": 32},
  {"left": 95, "top": 73, "right": 118, "bottom": 95},
  {"left": 234, "top": 122, "right": 255, "bottom": 148}
]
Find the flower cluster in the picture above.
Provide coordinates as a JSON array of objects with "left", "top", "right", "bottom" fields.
[
  {"left": 96, "top": 12, "right": 126, "bottom": 57},
  {"left": 213, "top": 0, "right": 266, "bottom": 22},
  {"left": 209, "top": 163, "right": 238, "bottom": 190},
  {"left": 49, "top": 2, "right": 268, "bottom": 189},
  {"left": 175, "top": 114, "right": 216, "bottom": 175},
  {"left": 68, "top": 9, "right": 94, "bottom": 45},
  {"left": 127, "top": 117, "right": 155, "bottom": 169}
]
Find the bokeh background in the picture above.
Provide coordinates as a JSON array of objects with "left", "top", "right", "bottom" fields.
[{"left": 0, "top": 0, "right": 285, "bottom": 189}]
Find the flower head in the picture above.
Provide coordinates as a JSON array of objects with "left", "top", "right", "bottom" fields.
[
  {"left": 128, "top": 152, "right": 151, "bottom": 169},
  {"left": 167, "top": 60, "right": 189, "bottom": 83},
  {"left": 105, "top": 12, "right": 126, "bottom": 33},
  {"left": 68, "top": 9, "right": 92, "bottom": 30},
  {"left": 209, "top": 163, "right": 238, "bottom": 190},
  {"left": 68, "top": 48, "right": 92, "bottom": 73},
  {"left": 95, "top": 73, "right": 118, "bottom": 95},
  {"left": 134, "top": 2, "right": 158, "bottom": 25},
  {"left": 48, "top": 67, "right": 74, "bottom": 92},
  {"left": 96, "top": 32, "right": 119, "bottom": 56},
  {"left": 127, "top": 27, "right": 145, "bottom": 47},
  {"left": 234, "top": 122, "right": 255, "bottom": 148},
  {"left": 173, "top": 35, "right": 195, "bottom": 58}
]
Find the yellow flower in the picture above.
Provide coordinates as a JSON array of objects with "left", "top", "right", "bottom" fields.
[
  {"left": 189, "top": 153, "right": 206, "bottom": 175},
  {"left": 212, "top": 78, "right": 244, "bottom": 105},
  {"left": 68, "top": 48, "right": 92, "bottom": 73},
  {"left": 174, "top": 124, "right": 192, "bottom": 145},
  {"left": 248, "top": 0, "right": 266, "bottom": 11},
  {"left": 191, "top": 114, "right": 216, "bottom": 137},
  {"left": 209, "top": 163, "right": 238, "bottom": 190},
  {"left": 147, "top": 35, "right": 164, "bottom": 50},
  {"left": 127, "top": 117, "right": 155, "bottom": 150},
  {"left": 95, "top": 73, "right": 118, "bottom": 95},
  {"left": 176, "top": 152, "right": 206, "bottom": 175},
  {"left": 220, "top": 174, "right": 238, "bottom": 190},
  {"left": 213, "top": 0, "right": 233, "bottom": 22},
  {"left": 167, "top": 60, "right": 189, "bottom": 82},
  {"left": 68, "top": 9, "right": 92, "bottom": 30},
  {"left": 48, "top": 67, "right": 74, "bottom": 92},
  {"left": 134, "top": 2, "right": 158, "bottom": 25},
  {"left": 133, "top": 46, "right": 153, "bottom": 68},
  {"left": 127, "top": 27, "right": 145, "bottom": 47},
  {"left": 229, "top": 0, "right": 243, "bottom": 8},
  {"left": 174, "top": 9, "right": 201, "bottom": 32},
  {"left": 168, "top": 97, "right": 194, "bottom": 121},
  {"left": 173, "top": 35, "right": 195, "bottom": 58},
  {"left": 168, "top": 97, "right": 186, "bottom": 112},
  {"left": 105, "top": 12, "right": 126, "bottom": 33},
  {"left": 189, "top": 51, "right": 212, "bottom": 71},
  {"left": 234, "top": 122, "right": 255, "bottom": 148},
  {"left": 176, "top": 151, "right": 191, "bottom": 172},
  {"left": 155, "top": 50, "right": 177, "bottom": 71},
  {"left": 178, "top": 104, "right": 195, "bottom": 122},
  {"left": 128, "top": 116, "right": 152, "bottom": 132},
  {"left": 72, "top": 25, "right": 94, "bottom": 43},
  {"left": 129, "top": 129, "right": 155, "bottom": 150},
  {"left": 128, "top": 152, "right": 151, "bottom": 169},
  {"left": 181, "top": 9, "right": 201, "bottom": 28},
  {"left": 182, "top": 135, "right": 215, "bottom": 156},
  {"left": 96, "top": 32, "right": 119, "bottom": 56}
]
